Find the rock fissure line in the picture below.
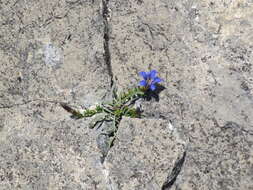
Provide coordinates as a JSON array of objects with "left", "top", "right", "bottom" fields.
[
  {"left": 0, "top": 99, "right": 68, "bottom": 109},
  {"left": 162, "top": 151, "right": 186, "bottom": 190},
  {"left": 102, "top": 0, "right": 113, "bottom": 88}
]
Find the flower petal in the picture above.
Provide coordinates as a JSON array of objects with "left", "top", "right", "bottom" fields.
[
  {"left": 150, "top": 84, "right": 156, "bottom": 91},
  {"left": 152, "top": 77, "right": 163, "bottom": 84},
  {"left": 139, "top": 71, "right": 148, "bottom": 80},
  {"left": 150, "top": 70, "right": 157, "bottom": 79},
  {"left": 139, "top": 80, "right": 147, "bottom": 86}
]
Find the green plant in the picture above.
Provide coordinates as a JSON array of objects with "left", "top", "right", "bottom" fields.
[{"left": 61, "top": 70, "right": 163, "bottom": 147}]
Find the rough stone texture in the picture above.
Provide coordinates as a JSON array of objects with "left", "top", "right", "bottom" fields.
[
  {"left": 108, "top": 0, "right": 253, "bottom": 189},
  {"left": 0, "top": 0, "right": 111, "bottom": 189},
  {"left": 104, "top": 118, "right": 186, "bottom": 190},
  {"left": 0, "top": 0, "right": 110, "bottom": 107},
  {"left": 0, "top": 104, "right": 107, "bottom": 190},
  {"left": 1, "top": 0, "right": 253, "bottom": 189}
]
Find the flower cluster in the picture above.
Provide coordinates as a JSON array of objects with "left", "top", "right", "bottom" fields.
[
  {"left": 139, "top": 70, "right": 163, "bottom": 91},
  {"left": 62, "top": 69, "right": 164, "bottom": 148}
]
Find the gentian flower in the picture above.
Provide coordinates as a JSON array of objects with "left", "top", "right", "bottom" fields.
[{"left": 139, "top": 70, "right": 163, "bottom": 91}]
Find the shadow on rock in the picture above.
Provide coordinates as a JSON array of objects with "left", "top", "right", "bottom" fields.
[{"left": 144, "top": 84, "right": 166, "bottom": 102}]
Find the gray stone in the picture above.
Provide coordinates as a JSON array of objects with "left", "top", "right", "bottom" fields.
[
  {"left": 104, "top": 118, "right": 186, "bottom": 190},
  {"left": 0, "top": 0, "right": 110, "bottom": 107},
  {"left": 88, "top": 113, "right": 108, "bottom": 129},
  {"left": 0, "top": 103, "right": 107, "bottom": 190},
  {"left": 1, "top": 0, "right": 253, "bottom": 189},
  {"left": 0, "top": 0, "right": 110, "bottom": 189},
  {"left": 107, "top": 0, "right": 253, "bottom": 189}
]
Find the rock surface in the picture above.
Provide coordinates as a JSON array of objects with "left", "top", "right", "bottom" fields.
[
  {"left": 0, "top": 0, "right": 110, "bottom": 107},
  {"left": 108, "top": 0, "right": 253, "bottom": 189},
  {"left": 0, "top": 0, "right": 110, "bottom": 189},
  {"left": 0, "top": 103, "right": 107, "bottom": 190},
  {"left": 0, "top": 0, "right": 253, "bottom": 189},
  {"left": 104, "top": 118, "right": 186, "bottom": 190}
]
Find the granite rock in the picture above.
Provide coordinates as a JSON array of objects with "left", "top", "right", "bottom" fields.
[
  {"left": 0, "top": 103, "right": 107, "bottom": 190},
  {"left": 0, "top": 0, "right": 110, "bottom": 189},
  {"left": 1, "top": 0, "right": 253, "bottom": 189},
  {"left": 0, "top": 0, "right": 110, "bottom": 107},
  {"left": 104, "top": 118, "right": 186, "bottom": 190},
  {"left": 107, "top": 0, "right": 253, "bottom": 189}
]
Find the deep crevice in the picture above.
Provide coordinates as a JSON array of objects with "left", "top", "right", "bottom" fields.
[
  {"left": 102, "top": 0, "right": 113, "bottom": 88},
  {"left": 100, "top": 0, "right": 114, "bottom": 164},
  {"left": 162, "top": 151, "right": 186, "bottom": 190}
]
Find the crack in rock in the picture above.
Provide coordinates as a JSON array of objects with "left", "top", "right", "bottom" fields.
[
  {"left": 162, "top": 151, "right": 186, "bottom": 190},
  {"left": 102, "top": 0, "right": 113, "bottom": 88},
  {"left": 0, "top": 99, "right": 67, "bottom": 109}
]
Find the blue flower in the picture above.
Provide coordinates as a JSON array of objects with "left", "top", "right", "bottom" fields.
[{"left": 139, "top": 70, "right": 163, "bottom": 91}]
